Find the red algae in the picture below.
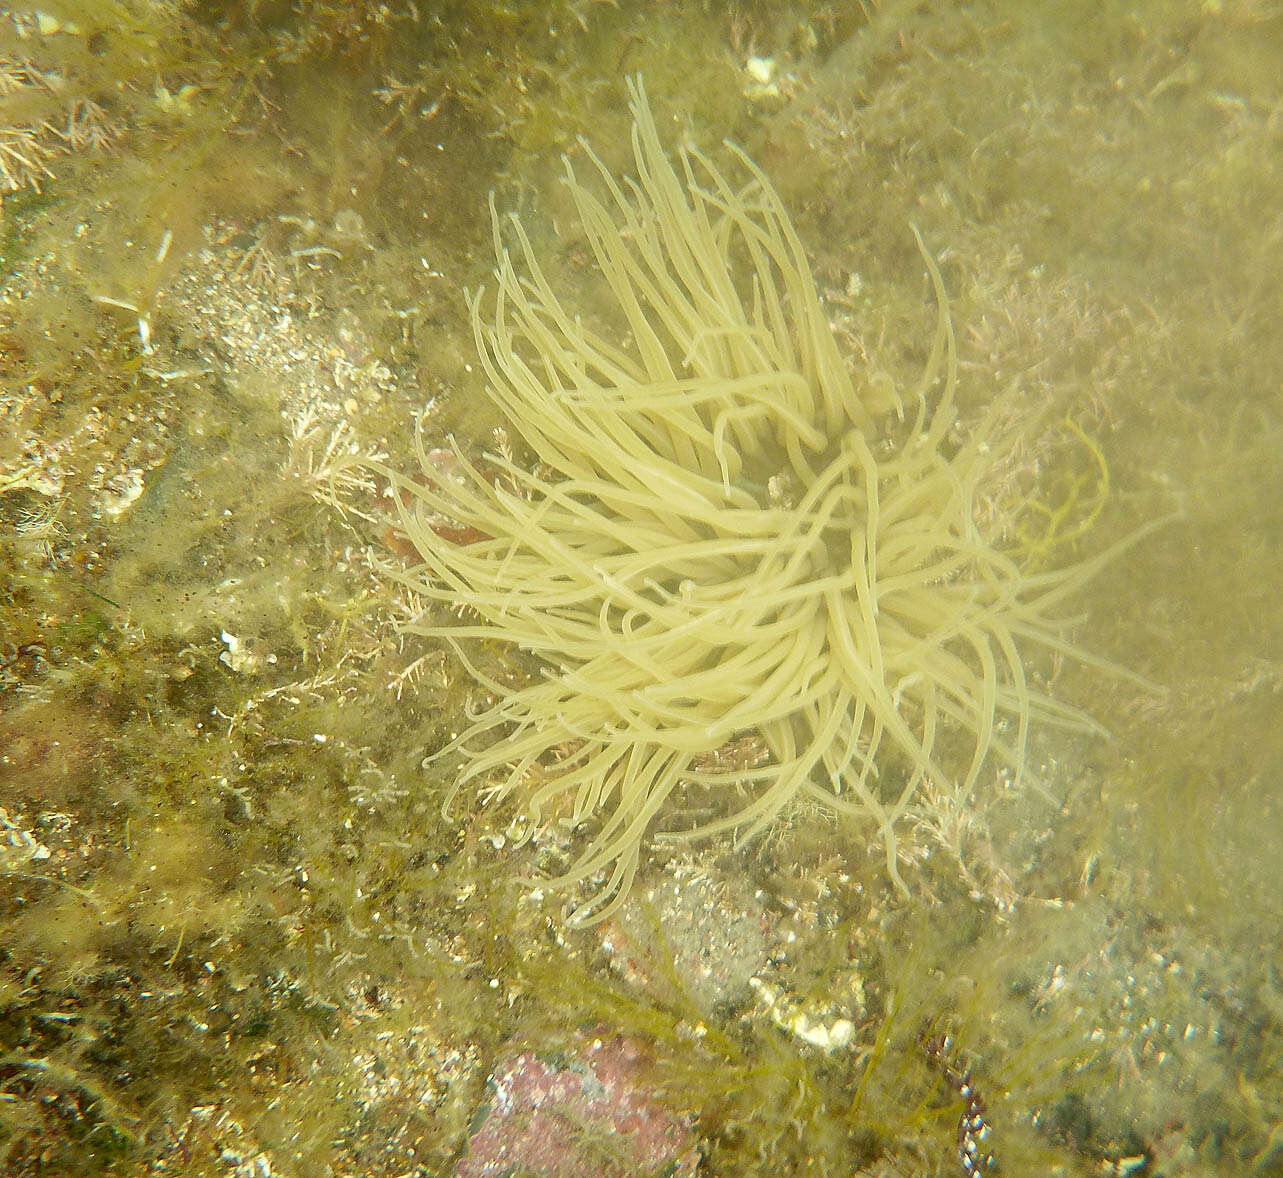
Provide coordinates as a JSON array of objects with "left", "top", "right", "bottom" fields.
[{"left": 457, "top": 1035, "right": 698, "bottom": 1178}]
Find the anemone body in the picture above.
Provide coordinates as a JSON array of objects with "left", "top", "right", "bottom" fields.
[{"left": 389, "top": 79, "right": 1104, "bottom": 922}]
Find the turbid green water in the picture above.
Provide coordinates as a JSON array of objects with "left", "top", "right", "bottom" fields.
[{"left": 1, "top": 3, "right": 1279, "bottom": 1176}]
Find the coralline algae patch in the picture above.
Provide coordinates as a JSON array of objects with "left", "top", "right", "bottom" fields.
[{"left": 457, "top": 1035, "right": 698, "bottom": 1178}]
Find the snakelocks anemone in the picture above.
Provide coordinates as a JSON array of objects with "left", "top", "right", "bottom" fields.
[{"left": 382, "top": 78, "right": 1127, "bottom": 923}]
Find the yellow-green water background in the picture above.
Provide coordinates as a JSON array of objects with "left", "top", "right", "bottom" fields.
[{"left": 1, "top": 1, "right": 1280, "bottom": 1175}]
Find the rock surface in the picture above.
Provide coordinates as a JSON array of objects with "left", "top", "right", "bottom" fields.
[{"left": 456, "top": 1035, "right": 698, "bottom": 1178}]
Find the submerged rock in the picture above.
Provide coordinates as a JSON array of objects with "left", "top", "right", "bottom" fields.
[{"left": 457, "top": 1035, "right": 698, "bottom": 1178}]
